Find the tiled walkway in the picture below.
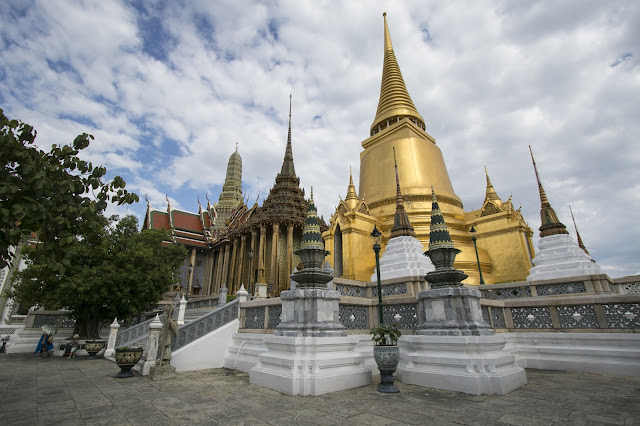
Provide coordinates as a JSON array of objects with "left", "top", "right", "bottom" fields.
[{"left": 1, "top": 353, "right": 638, "bottom": 425}]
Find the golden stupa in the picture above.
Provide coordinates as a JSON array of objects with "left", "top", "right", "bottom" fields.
[{"left": 323, "top": 14, "right": 535, "bottom": 285}]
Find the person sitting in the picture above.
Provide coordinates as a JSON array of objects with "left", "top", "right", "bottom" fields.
[
  {"left": 65, "top": 334, "right": 79, "bottom": 358},
  {"left": 34, "top": 326, "right": 55, "bottom": 358}
]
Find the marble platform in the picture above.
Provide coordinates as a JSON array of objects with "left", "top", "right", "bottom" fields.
[
  {"left": 249, "top": 335, "right": 372, "bottom": 396},
  {"left": 397, "top": 334, "right": 527, "bottom": 395},
  {"left": 528, "top": 234, "right": 602, "bottom": 281}
]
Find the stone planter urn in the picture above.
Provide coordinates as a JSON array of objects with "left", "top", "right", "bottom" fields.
[
  {"left": 84, "top": 340, "right": 106, "bottom": 359},
  {"left": 114, "top": 347, "right": 144, "bottom": 378},
  {"left": 373, "top": 345, "right": 400, "bottom": 393},
  {"left": 370, "top": 323, "right": 402, "bottom": 393}
]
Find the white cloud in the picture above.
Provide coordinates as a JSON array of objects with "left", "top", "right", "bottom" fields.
[{"left": 1, "top": 0, "right": 638, "bottom": 277}]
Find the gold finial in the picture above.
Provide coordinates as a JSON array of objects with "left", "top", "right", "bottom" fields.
[
  {"left": 383, "top": 12, "right": 393, "bottom": 52},
  {"left": 235, "top": 141, "right": 238, "bottom": 152},
  {"left": 310, "top": 186, "right": 314, "bottom": 203},
  {"left": 431, "top": 185, "right": 436, "bottom": 202}
]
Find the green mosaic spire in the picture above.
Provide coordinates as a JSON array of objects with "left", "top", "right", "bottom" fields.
[
  {"left": 300, "top": 187, "right": 324, "bottom": 250},
  {"left": 428, "top": 185, "right": 455, "bottom": 251}
]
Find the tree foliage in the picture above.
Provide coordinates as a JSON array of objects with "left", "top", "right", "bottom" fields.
[
  {"left": 0, "top": 109, "right": 138, "bottom": 277},
  {"left": 14, "top": 215, "right": 187, "bottom": 338}
]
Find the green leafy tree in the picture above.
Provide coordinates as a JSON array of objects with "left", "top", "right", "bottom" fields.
[
  {"left": 14, "top": 215, "right": 187, "bottom": 338},
  {"left": 0, "top": 109, "right": 138, "bottom": 277}
]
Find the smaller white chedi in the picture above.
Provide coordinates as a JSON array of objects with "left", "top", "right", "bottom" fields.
[
  {"left": 526, "top": 147, "right": 602, "bottom": 281},
  {"left": 372, "top": 148, "right": 434, "bottom": 281}
]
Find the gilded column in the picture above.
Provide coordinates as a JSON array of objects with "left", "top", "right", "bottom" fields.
[
  {"left": 214, "top": 249, "right": 223, "bottom": 294},
  {"left": 236, "top": 235, "right": 246, "bottom": 292},
  {"left": 286, "top": 224, "right": 294, "bottom": 289},
  {"left": 250, "top": 229, "right": 257, "bottom": 292},
  {"left": 221, "top": 243, "right": 231, "bottom": 290},
  {"left": 255, "top": 225, "right": 268, "bottom": 299},
  {"left": 270, "top": 223, "right": 280, "bottom": 294},
  {"left": 258, "top": 225, "right": 267, "bottom": 283},
  {"left": 228, "top": 238, "right": 239, "bottom": 293}
]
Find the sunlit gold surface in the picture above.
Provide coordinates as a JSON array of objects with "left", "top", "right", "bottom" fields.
[{"left": 322, "top": 13, "right": 534, "bottom": 285}]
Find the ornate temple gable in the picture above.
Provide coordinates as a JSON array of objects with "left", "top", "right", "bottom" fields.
[
  {"left": 480, "top": 202, "right": 502, "bottom": 217},
  {"left": 370, "top": 13, "right": 426, "bottom": 137},
  {"left": 145, "top": 209, "right": 170, "bottom": 231}
]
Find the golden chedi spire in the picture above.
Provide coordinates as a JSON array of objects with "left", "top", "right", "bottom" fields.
[
  {"left": 390, "top": 147, "right": 417, "bottom": 238},
  {"left": 344, "top": 166, "right": 359, "bottom": 210},
  {"left": 529, "top": 146, "right": 569, "bottom": 238},
  {"left": 484, "top": 167, "right": 502, "bottom": 204},
  {"left": 371, "top": 13, "right": 426, "bottom": 135}
]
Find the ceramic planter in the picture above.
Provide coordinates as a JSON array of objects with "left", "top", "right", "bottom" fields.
[
  {"left": 84, "top": 340, "right": 106, "bottom": 359},
  {"left": 114, "top": 347, "right": 144, "bottom": 378},
  {"left": 373, "top": 345, "right": 400, "bottom": 393}
]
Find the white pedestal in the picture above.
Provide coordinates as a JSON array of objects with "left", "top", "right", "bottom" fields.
[
  {"left": 250, "top": 335, "right": 372, "bottom": 396},
  {"left": 371, "top": 236, "right": 434, "bottom": 281},
  {"left": 254, "top": 282, "right": 267, "bottom": 299},
  {"left": 527, "top": 234, "right": 602, "bottom": 281},
  {"left": 397, "top": 334, "right": 527, "bottom": 395}
]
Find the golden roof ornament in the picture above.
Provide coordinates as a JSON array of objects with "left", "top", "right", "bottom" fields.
[{"left": 569, "top": 205, "right": 590, "bottom": 256}]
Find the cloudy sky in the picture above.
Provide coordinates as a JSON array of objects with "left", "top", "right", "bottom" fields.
[{"left": 1, "top": 0, "right": 638, "bottom": 277}]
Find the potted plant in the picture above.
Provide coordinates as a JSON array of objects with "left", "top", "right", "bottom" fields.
[
  {"left": 370, "top": 323, "right": 402, "bottom": 393},
  {"left": 114, "top": 347, "right": 144, "bottom": 378},
  {"left": 84, "top": 340, "right": 106, "bottom": 359}
]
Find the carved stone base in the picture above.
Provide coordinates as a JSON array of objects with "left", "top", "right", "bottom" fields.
[
  {"left": 254, "top": 282, "right": 268, "bottom": 299},
  {"left": 397, "top": 335, "right": 527, "bottom": 395},
  {"left": 149, "top": 365, "right": 176, "bottom": 381},
  {"left": 416, "top": 287, "right": 493, "bottom": 336},
  {"left": 250, "top": 335, "right": 371, "bottom": 396},
  {"left": 275, "top": 289, "right": 346, "bottom": 337}
]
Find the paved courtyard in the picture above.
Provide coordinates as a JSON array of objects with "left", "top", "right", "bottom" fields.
[{"left": 0, "top": 353, "right": 638, "bottom": 425}]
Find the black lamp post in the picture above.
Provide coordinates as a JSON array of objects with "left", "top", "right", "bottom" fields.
[
  {"left": 371, "top": 225, "right": 384, "bottom": 325},
  {"left": 470, "top": 226, "right": 485, "bottom": 285},
  {"left": 248, "top": 248, "right": 254, "bottom": 299}
]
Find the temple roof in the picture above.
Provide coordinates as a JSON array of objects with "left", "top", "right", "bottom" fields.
[
  {"left": 248, "top": 96, "right": 308, "bottom": 226},
  {"left": 371, "top": 13, "right": 426, "bottom": 135},
  {"left": 390, "top": 147, "right": 417, "bottom": 238},
  {"left": 484, "top": 167, "right": 502, "bottom": 205},
  {"left": 529, "top": 146, "right": 569, "bottom": 238}
]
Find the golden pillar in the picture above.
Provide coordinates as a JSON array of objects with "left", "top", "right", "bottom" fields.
[
  {"left": 221, "top": 243, "right": 231, "bottom": 289},
  {"left": 236, "top": 235, "right": 246, "bottom": 292},
  {"left": 228, "top": 238, "right": 238, "bottom": 293},
  {"left": 270, "top": 223, "right": 280, "bottom": 294},
  {"left": 257, "top": 225, "right": 267, "bottom": 283},
  {"left": 286, "top": 224, "right": 294, "bottom": 288},
  {"left": 250, "top": 230, "right": 257, "bottom": 292}
]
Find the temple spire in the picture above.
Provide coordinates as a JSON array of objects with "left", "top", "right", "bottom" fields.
[
  {"left": 371, "top": 13, "right": 426, "bottom": 135},
  {"left": 280, "top": 94, "right": 296, "bottom": 177},
  {"left": 484, "top": 167, "right": 501, "bottom": 203},
  {"left": 569, "top": 206, "right": 590, "bottom": 255},
  {"left": 390, "top": 147, "right": 417, "bottom": 238},
  {"left": 345, "top": 166, "right": 359, "bottom": 209},
  {"left": 529, "top": 146, "right": 568, "bottom": 238}
]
